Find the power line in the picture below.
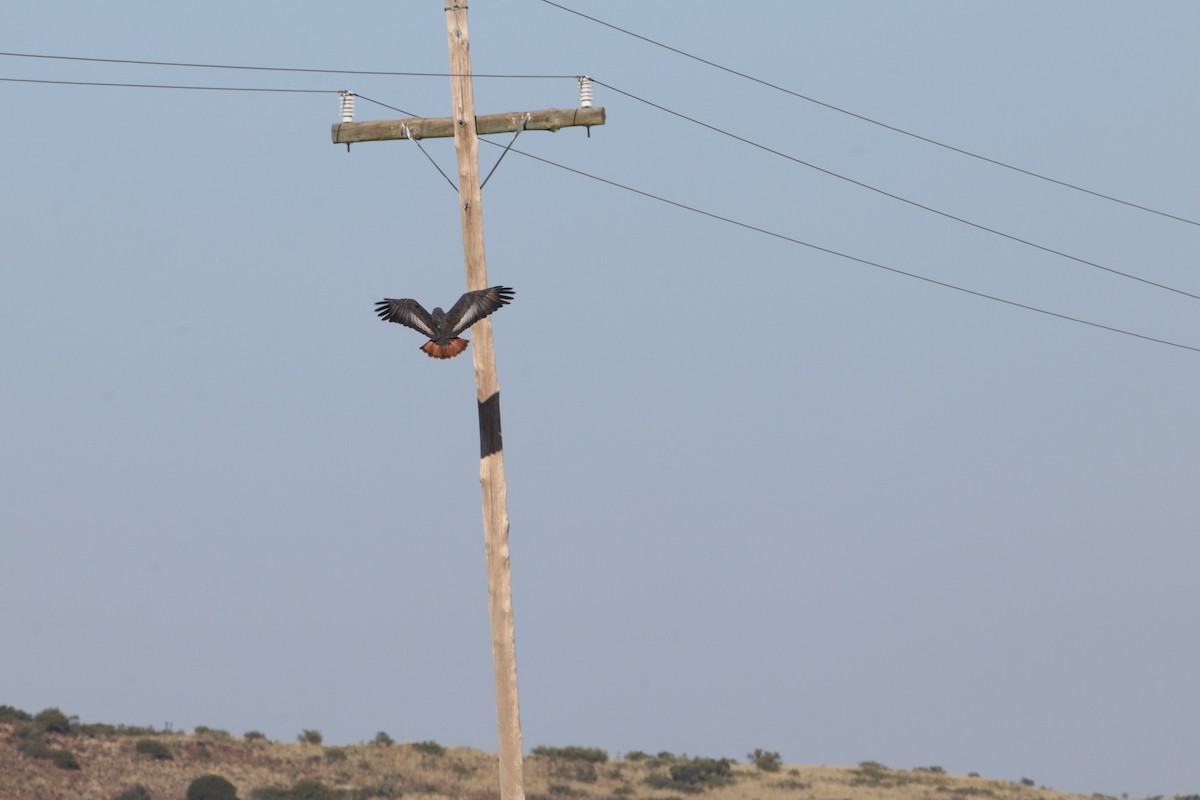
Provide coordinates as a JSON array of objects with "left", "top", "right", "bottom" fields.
[
  {"left": 1, "top": 75, "right": 423, "bottom": 114},
  {"left": 18, "top": 65, "right": 1186, "bottom": 305},
  {"left": 0, "top": 76, "right": 336, "bottom": 93},
  {"left": 537, "top": 0, "right": 1200, "bottom": 229},
  {"left": 591, "top": 79, "right": 1200, "bottom": 304},
  {"left": 0, "top": 50, "right": 573, "bottom": 79},
  {"left": 8, "top": 37, "right": 1198, "bottom": 229},
  {"left": 7, "top": 69, "right": 1194, "bottom": 353},
  {"left": 354, "top": 94, "right": 421, "bottom": 118},
  {"left": 479, "top": 139, "right": 1200, "bottom": 355}
]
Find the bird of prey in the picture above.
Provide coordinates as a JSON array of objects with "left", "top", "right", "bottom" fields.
[{"left": 375, "top": 286, "right": 514, "bottom": 359}]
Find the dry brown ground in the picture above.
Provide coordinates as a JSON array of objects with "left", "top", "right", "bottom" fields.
[{"left": 0, "top": 723, "right": 1096, "bottom": 800}]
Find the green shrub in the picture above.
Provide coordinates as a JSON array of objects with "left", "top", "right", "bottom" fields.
[
  {"left": 188, "top": 774, "right": 238, "bottom": 800},
  {"left": 1020, "top": 778, "right": 1035, "bottom": 787},
  {"left": 773, "top": 779, "right": 810, "bottom": 791},
  {"left": 353, "top": 775, "right": 403, "bottom": 799},
  {"left": 641, "top": 752, "right": 683, "bottom": 769},
  {"left": 298, "top": 729, "right": 324, "bottom": 746},
  {"left": 645, "top": 757, "right": 733, "bottom": 794},
  {"left": 748, "top": 749, "right": 781, "bottom": 772},
  {"left": 34, "top": 707, "right": 72, "bottom": 734},
  {"left": 533, "top": 746, "right": 609, "bottom": 763},
  {"left": 0, "top": 705, "right": 32, "bottom": 723},
  {"left": 412, "top": 740, "right": 445, "bottom": 757},
  {"left": 17, "top": 736, "right": 53, "bottom": 760},
  {"left": 195, "top": 726, "right": 234, "bottom": 742},
  {"left": 372, "top": 731, "right": 394, "bottom": 747},
  {"left": 535, "top": 745, "right": 607, "bottom": 783},
  {"left": 113, "top": 785, "right": 153, "bottom": 800},
  {"left": 289, "top": 779, "right": 345, "bottom": 800},
  {"left": 50, "top": 748, "right": 81, "bottom": 769},
  {"left": 79, "top": 722, "right": 118, "bottom": 738},
  {"left": 850, "top": 761, "right": 896, "bottom": 787},
  {"left": 612, "top": 787, "right": 635, "bottom": 796},
  {"left": 249, "top": 789, "right": 292, "bottom": 800},
  {"left": 135, "top": 739, "right": 172, "bottom": 760},
  {"left": 669, "top": 758, "right": 732, "bottom": 790},
  {"left": 624, "top": 751, "right": 648, "bottom": 762},
  {"left": 116, "top": 725, "right": 164, "bottom": 737},
  {"left": 325, "top": 747, "right": 349, "bottom": 762},
  {"left": 244, "top": 731, "right": 267, "bottom": 742},
  {"left": 17, "top": 729, "right": 79, "bottom": 769},
  {"left": 558, "top": 762, "right": 598, "bottom": 783}
]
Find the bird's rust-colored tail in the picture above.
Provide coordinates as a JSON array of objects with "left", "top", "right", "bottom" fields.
[{"left": 420, "top": 338, "right": 469, "bottom": 359}]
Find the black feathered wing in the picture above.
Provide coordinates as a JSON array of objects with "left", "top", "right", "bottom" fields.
[
  {"left": 442, "top": 286, "right": 515, "bottom": 336},
  {"left": 375, "top": 298, "right": 439, "bottom": 338}
]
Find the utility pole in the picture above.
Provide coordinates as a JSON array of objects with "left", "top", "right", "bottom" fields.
[
  {"left": 443, "top": 5, "right": 523, "bottom": 800},
  {"left": 331, "top": 7, "right": 605, "bottom": 800}
]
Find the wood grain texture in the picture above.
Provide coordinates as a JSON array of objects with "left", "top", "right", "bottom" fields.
[
  {"left": 444, "top": 5, "right": 526, "bottom": 800},
  {"left": 331, "top": 106, "right": 606, "bottom": 144}
]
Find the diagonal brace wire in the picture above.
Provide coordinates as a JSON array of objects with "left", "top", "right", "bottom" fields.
[
  {"left": 400, "top": 123, "right": 458, "bottom": 192},
  {"left": 480, "top": 113, "right": 531, "bottom": 190}
]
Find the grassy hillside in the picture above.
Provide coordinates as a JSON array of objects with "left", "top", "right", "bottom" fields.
[{"left": 0, "top": 707, "right": 1094, "bottom": 800}]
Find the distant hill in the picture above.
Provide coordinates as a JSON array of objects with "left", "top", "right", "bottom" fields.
[{"left": 0, "top": 707, "right": 1095, "bottom": 800}]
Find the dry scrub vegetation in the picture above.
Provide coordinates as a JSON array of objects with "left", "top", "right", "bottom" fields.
[{"left": 0, "top": 706, "right": 1101, "bottom": 800}]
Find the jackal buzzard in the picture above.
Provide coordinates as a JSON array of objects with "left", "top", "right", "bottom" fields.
[{"left": 375, "top": 286, "right": 514, "bottom": 359}]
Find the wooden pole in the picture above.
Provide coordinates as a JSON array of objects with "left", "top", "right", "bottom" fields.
[
  {"left": 444, "top": 5, "right": 525, "bottom": 800},
  {"left": 332, "top": 106, "right": 605, "bottom": 145},
  {"left": 334, "top": 10, "right": 607, "bottom": 798}
]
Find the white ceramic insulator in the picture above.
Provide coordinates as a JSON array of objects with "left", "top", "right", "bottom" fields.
[
  {"left": 340, "top": 91, "right": 356, "bottom": 123},
  {"left": 578, "top": 76, "right": 593, "bottom": 108}
]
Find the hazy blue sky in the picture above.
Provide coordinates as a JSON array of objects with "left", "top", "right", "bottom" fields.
[{"left": 3, "top": 2, "right": 1198, "bottom": 797}]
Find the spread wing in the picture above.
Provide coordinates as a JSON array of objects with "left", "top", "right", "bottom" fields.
[
  {"left": 375, "top": 298, "right": 438, "bottom": 338},
  {"left": 442, "top": 286, "right": 515, "bottom": 336}
]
